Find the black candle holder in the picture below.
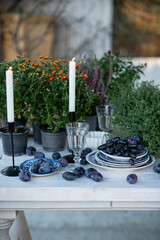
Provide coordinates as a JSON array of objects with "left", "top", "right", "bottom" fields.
[
  {"left": 63, "top": 112, "right": 75, "bottom": 163},
  {"left": 1, "top": 122, "right": 20, "bottom": 177}
]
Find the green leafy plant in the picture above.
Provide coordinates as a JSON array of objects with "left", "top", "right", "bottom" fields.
[
  {"left": 112, "top": 81, "right": 160, "bottom": 156},
  {"left": 98, "top": 51, "right": 146, "bottom": 102},
  {"left": 0, "top": 55, "right": 101, "bottom": 132}
]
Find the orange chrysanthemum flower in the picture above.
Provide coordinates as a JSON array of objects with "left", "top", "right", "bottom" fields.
[
  {"left": 44, "top": 56, "right": 49, "bottom": 60},
  {"left": 16, "top": 55, "right": 20, "bottom": 58},
  {"left": 33, "top": 62, "right": 39, "bottom": 67},
  {"left": 78, "top": 75, "right": 83, "bottom": 78},
  {"left": 39, "top": 56, "right": 43, "bottom": 59},
  {"left": 56, "top": 67, "right": 60, "bottom": 71},
  {"left": 84, "top": 74, "right": 88, "bottom": 78},
  {"left": 14, "top": 79, "right": 18, "bottom": 82},
  {"left": 76, "top": 64, "right": 79, "bottom": 69},
  {"left": 21, "top": 68, "right": 26, "bottom": 72},
  {"left": 52, "top": 70, "right": 57, "bottom": 75},
  {"left": 52, "top": 62, "right": 57, "bottom": 67},
  {"left": 48, "top": 77, "right": 54, "bottom": 82},
  {"left": 62, "top": 75, "right": 68, "bottom": 81},
  {"left": 19, "top": 63, "right": 23, "bottom": 67}
]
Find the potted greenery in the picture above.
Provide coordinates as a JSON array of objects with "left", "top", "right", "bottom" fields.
[
  {"left": 25, "top": 56, "right": 100, "bottom": 151},
  {"left": 98, "top": 51, "right": 147, "bottom": 102},
  {"left": 111, "top": 81, "right": 160, "bottom": 157},
  {"left": 0, "top": 55, "right": 34, "bottom": 126}
]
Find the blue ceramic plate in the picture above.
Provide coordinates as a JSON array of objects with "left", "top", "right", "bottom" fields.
[
  {"left": 100, "top": 149, "right": 148, "bottom": 161},
  {"left": 96, "top": 151, "right": 149, "bottom": 167},
  {"left": 86, "top": 151, "right": 155, "bottom": 171},
  {"left": 20, "top": 158, "right": 62, "bottom": 176}
]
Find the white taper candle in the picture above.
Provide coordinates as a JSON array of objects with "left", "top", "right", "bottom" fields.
[
  {"left": 69, "top": 58, "right": 76, "bottom": 112},
  {"left": 6, "top": 67, "right": 14, "bottom": 122}
]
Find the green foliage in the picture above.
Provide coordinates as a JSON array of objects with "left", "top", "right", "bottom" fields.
[
  {"left": 112, "top": 81, "right": 160, "bottom": 156},
  {"left": 0, "top": 55, "right": 100, "bottom": 132},
  {"left": 98, "top": 52, "right": 146, "bottom": 102}
]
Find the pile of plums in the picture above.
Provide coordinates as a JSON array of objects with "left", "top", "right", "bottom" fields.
[{"left": 98, "top": 136, "right": 145, "bottom": 158}]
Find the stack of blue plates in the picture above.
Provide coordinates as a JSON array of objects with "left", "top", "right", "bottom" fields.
[{"left": 86, "top": 150, "right": 155, "bottom": 171}]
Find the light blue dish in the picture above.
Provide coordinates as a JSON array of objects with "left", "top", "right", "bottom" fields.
[{"left": 20, "top": 158, "right": 62, "bottom": 176}]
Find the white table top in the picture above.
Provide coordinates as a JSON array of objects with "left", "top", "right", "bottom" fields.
[{"left": 0, "top": 137, "right": 160, "bottom": 210}]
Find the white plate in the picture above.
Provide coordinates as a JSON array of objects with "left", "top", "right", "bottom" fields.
[
  {"left": 20, "top": 158, "right": 62, "bottom": 177},
  {"left": 86, "top": 151, "right": 155, "bottom": 171},
  {"left": 96, "top": 151, "right": 149, "bottom": 167},
  {"left": 95, "top": 154, "right": 150, "bottom": 168},
  {"left": 100, "top": 149, "right": 148, "bottom": 161}
]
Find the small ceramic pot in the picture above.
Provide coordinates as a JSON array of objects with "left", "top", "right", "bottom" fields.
[
  {"left": 0, "top": 127, "right": 29, "bottom": 156},
  {"left": 40, "top": 129, "right": 67, "bottom": 152}
]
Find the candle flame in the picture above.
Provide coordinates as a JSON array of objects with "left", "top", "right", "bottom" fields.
[
  {"left": 72, "top": 57, "right": 75, "bottom": 62},
  {"left": 9, "top": 67, "right": 12, "bottom": 70}
]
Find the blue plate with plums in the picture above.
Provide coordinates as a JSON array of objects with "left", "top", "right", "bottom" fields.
[{"left": 20, "top": 158, "right": 62, "bottom": 176}]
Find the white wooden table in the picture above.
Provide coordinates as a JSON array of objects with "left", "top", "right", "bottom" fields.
[{"left": 0, "top": 137, "right": 160, "bottom": 239}]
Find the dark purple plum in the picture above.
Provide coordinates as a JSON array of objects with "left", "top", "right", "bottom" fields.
[
  {"left": 26, "top": 146, "right": 36, "bottom": 156},
  {"left": 131, "top": 135, "right": 140, "bottom": 143},
  {"left": 85, "top": 168, "right": 97, "bottom": 178},
  {"left": 90, "top": 172, "right": 103, "bottom": 182},
  {"left": 31, "top": 159, "right": 45, "bottom": 173},
  {"left": 81, "top": 148, "right": 92, "bottom": 154},
  {"left": 19, "top": 169, "right": 31, "bottom": 182},
  {"left": 58, "top": 157, "right": 68, "bottom": 167},
  {"left": 38, "top": 161, "right": 53, "bottom": 174},
  {"left": 63, "top": 172, "right": 76, "bottom": 181},
  {"left": 127, "top": 174, "right": 138, "bottom": 184},
  {"left": 34, "top": 152, "right": 45, "bottom": 158},
  {"left": 52, "top": 152, "right": 61, "bottom": 160},
  {"left": 153, "top": 163, "right": 160, "bottom": 173},
  {"left": 80, "top": 157, "right": 88, "bottom": 165},
  {"left": 73, "top": 167, "right": 85, "bottom": 178}
]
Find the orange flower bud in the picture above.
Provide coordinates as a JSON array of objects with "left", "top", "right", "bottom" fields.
[
  {"left": 23, "top": 62, "right": 26, "bottom": 66},
  {"left": 33, "top": 62, "right": 39, "bottom": 67},
  {"left": 36, "top": 73, "right": 39, "bottom": 76},
  {"left": 84, "top": 74, "right": 88, "bottom": 78},
  {"left": 58, "top": 71, "right": 63, "bottom": 75},
  {"left": 76, "top": 64, "right": 79, "bottom": 68},
  {"left": 39, "top": 56, "right": 43, "bottom": 59},
  {"left": 19, "top": 63, "right": 23, "bottom": 67},
  {"left": 32, "top": 66, "right": 35, "bottom": 69},
  {"left": 62, "top": 75, "right": 68, "bottom": 81},
  {"left": 44, "top": 56, "right": 49, "bottom": 60},
  {"left": 16, "top": 55, "right": 20, "bottom": 58},
  {"left": 56, "top": 67, "right": 60, "bottom": 71},
  {"left": 78, "top": 75, "right": 83, "bottom": 78},
  {"left": 14, "top": 79, "right": 18, "bottom": 82},
  {"left": 52, "top": 70, "right": 57, "bottom": 75},
  {"left": 52, "top": 62, "right": 57, "bottom": 67},
  {"left": 21, "top": 68, "right": 26, "bottom": 72}
]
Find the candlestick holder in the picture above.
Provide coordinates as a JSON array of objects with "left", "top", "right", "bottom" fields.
[
  {"left": 1, "top": 122, "right": 20, "bottom": 177},
  {"left": 63, "top": 112, "right": 75, "bottom": 164}
]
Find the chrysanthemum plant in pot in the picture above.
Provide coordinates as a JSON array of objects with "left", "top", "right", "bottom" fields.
[{"left": 25, "top": 56, "right": 100, "bottom": 151}]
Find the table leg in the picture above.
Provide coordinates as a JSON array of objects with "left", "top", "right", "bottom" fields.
[
  {"left": 9, "top": 211, "right": 32, "bottom": 240},
  {"left": 0, "top": 219, "right": 14, "bottom": 240}
]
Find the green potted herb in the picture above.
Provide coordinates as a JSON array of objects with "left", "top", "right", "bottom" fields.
[{"left": 112, "top": 81, "right": 160, "bottom": 157}]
